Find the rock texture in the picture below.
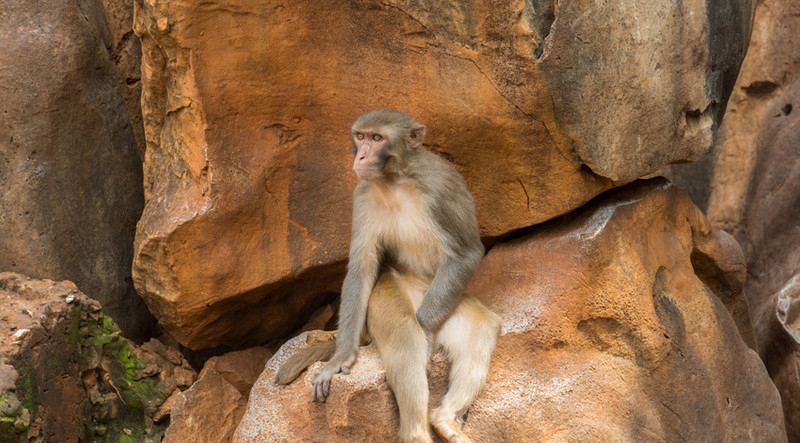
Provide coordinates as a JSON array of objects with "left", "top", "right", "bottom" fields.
[
  {"left": 0, "top": 273, "right": 196, "bottom": 443},
  {"left": 131, "top": 0, "right": 755, "bottom": 349},
  {"left": 233, "top": 179, "right": 785, "bottom": 443},
  {"left": 662, "top": 0, "right": 800, "bottom": 438},
  {"left": 0, "top": 0, "right": 151, "bottom": 341},
  {"left": 101, "top": 0, "right": 147, "bottom": 158},
  {"left": 163, "top": 346, "right": 271, "bottom": 443}
]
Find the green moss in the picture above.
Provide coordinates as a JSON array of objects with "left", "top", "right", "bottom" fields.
[
  {"left": 0, "top": 392, "right": 27, "bottom": 443},
  {"left": 76, "top": 308, "right": 173, "bottom": 442},
  {"left": 14, "top": 299, "right": 178, "bottom": 443},
  {"left": 68, "top": 305, "right": 82, "bottom": 347},
  {"left": 16, "top": 370, "right": 33, "bottom": 413}
]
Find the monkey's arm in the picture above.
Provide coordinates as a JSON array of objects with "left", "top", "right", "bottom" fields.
[
  {"left": 311, "top": 205, "right": 380, "bottom": 402},
  {"left": 417, "top": 188, "right": 484, "bottom": 335},
  {"left": 415, "top": 244, "right": 483, "bottom": 335}
]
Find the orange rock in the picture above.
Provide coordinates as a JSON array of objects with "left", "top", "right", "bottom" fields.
[
  {"left": 199, "top": 347, "right": 273, "bottom": 399},
  {"left": 131, "top": 0, "right": 755, "bottom": 348},
  {"left": 163, "top": 347, "right": 272, "bottom": 442},
  {"left": 164, "top": 369, "right": 247, "bottom": 443},
  {"left": 233, "top": 179, "right": 785, "bottom": 442}
]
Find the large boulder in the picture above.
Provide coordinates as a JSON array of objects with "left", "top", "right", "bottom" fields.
[
  {"left": 662, "top": 0, "right": 800, "bottom": 438},
  {"left": 131, "top": 0, "right": 756, "bottom": 349},
  {"left": 233, "top": 179, "right": 785, "bottom": 442},
  {"left": 0, "top": 0, "right": 151, "bottom": 341}
]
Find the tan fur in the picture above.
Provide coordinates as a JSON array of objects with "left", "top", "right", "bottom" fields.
[
  {"left": 365, "top": 181, "right": 444, "bottom": 278},
  {"left": 275, "top": 339, "right": 337, "bottom": 385}
]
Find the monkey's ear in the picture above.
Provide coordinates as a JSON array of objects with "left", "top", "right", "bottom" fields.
[{"left": 408, "top": 123, "right": 426, "bottom": 149}]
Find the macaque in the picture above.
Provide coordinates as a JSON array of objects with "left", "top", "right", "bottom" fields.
[{"left": 276, "top": 110, "right": 502, "bottom": 443}]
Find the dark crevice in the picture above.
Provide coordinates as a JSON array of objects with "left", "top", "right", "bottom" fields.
[
  {"left": 742, "top": 81, "right": 779, "bottom": 98},
  {"left": 527, "top": 0, "right": 557, "bottom": 60}
]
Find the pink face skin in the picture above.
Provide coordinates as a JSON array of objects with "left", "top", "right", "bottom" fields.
[{"left": 352, "top": 130, "right": 389, "bottom": 179}]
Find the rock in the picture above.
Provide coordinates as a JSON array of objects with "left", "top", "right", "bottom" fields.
[
  {"left": 233, "top": 178, "right": 785, "bottom": 442},
  {"left": 0, "top": 392, "right": 21, "bottom": 416},
  {"left": 690, "top": 227, "right": 757, "bottom": 349},
  {"left": 131, "top": 0, "right": 755, "bottom": 350},
  {"left": 153, "top": 389, "right": 180, "bottom": 423},
  {"left": 661, "top": 0, "right": 800, "bottom": 438},
  {"left": 199, "top": 347, "right": 272, "bottom": 398},
  {"left": 735, "top": 71, "right": 800, "bottom": 441},
  {"left": 770, "top": 275, "right": 800, "bottom": 442},
  {"left": 163, "top": 369, "right": 247, "bottom": 443},
  {"left": 0, "top": 273, "right": 196, "bottom": 443},
  {"left": 161, "top": 347, "right": 272, "bottom": 441},
  {"left": 0, "top": 364, "right": 18, "bottom": 392},
  {"left": 0, "top": 0, "right": 152, "bottom": 341},
  {"left": 100, "top": 0, "right": 146, "bottom": 159}
]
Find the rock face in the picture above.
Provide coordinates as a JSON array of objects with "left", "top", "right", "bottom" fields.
[
  {"left": 0, "top": 273, "right": 196, "bottom": 443},
  {"left": 131, "top": 0, "right": 755, "bottom": 349},
  {"left": 0, "top": 0, "right": 151, "bottom": 341},
  {"left": 163, "top": 347, "right": 271, "bottom": 443},
  {"left": 101, "top": 0, "right": 147, "bottom": 158},
  {"left": 233, "top": 179, "right": 786, "bottom": 443},
  {"left": 662, "top": 0, "right": 800, "bottom": 439}
]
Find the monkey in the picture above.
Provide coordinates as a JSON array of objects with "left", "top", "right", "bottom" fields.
[{"left": 276, "top": 109, "right": 502, "bottom": 443}]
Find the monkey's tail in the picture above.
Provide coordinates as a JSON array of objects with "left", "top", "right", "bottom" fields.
[{"left": 275, "top": 337, "right": 337, "bottom": 385}]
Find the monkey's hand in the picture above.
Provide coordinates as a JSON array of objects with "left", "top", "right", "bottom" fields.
[{"left": 311, "top": 351, "right": 356, "bottom": 402}]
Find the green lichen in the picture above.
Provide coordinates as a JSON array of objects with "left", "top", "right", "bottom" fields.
[
  {"left": 68, "top": 305, "right": 82, "bottom": 347},
  {"left": 12, "top": 294, "right": 184, "bottom": 443},
  {"left": 16, "top": 370, "right": 33, "bottom": 414},
  {"left": 77, "top": 308, "right": 172, "bottom": 443},
  {"left": 0, "top": 391, "right": 28, "bottom": 443}
]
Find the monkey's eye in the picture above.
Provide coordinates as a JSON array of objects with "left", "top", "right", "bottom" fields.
[
  {"left": 372, "top": 134, "right": 383, "bottom": 142},
  {"left": 356, "top": 133, "right": 365, "bottom": 140}
]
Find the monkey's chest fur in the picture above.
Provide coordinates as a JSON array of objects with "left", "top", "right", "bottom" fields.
[{"left": 365, "top": 181, "right": 444, "bottom": 280}]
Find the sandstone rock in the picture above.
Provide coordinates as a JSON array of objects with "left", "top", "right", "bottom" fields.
[
  {"left": 233, "top": 178, "right": 785, "bottom": 442},
  {"left": 162, "top": 346, "right": 272, "bottom": 442},
  {"left": 199, "top": 347, "right": 272, "bottom": 398},
  {"left": 131, "top": 0, "right": 755, "bottom": 350},
  {"left": 0, "top": 273, "right": 196, "bottom": 443},
  {"left": 661, "top": 0, "right": 800, "bottom": 438},
  {"left": 735, "top": 72, "right": 800, "bottom": 441},
  {"left": 0, "top": 364, "right": 18, "bottom": 392},
  {"left": 771, "top": 275, "right": 800, "bottom": 442},
  {"left": 0, "top": 0, "right": 151, "bottom": 341},
  {"left": 163, "top": 369, "right": 247, "bottom": 443},
  {"left": 153, "top": 388, "right": 180, "bottom": 423}
]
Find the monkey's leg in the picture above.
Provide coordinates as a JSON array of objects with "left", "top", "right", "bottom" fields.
[
  {"left": 367, "top": 272, "right": 433, "bottom": 443},
  {"left": 431, "top": 297, "right": 502, "bottom": 443}
]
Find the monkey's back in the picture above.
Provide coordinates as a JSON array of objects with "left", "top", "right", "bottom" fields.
[{"left": 407, "top": 149, "right": 481, "bottom": 253}]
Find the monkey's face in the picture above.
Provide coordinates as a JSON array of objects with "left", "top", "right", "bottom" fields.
[{"left": 351, "top": 129, "right": 392, "bottom": 179}]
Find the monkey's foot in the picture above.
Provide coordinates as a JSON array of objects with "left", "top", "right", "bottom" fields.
[{"left": 431, "top": 417, "right": 473, "bottom": 443}]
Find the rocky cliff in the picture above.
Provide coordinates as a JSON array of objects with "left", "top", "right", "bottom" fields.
[{"left": 3, "top": 0, "right": 800, "bottom": 441}]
